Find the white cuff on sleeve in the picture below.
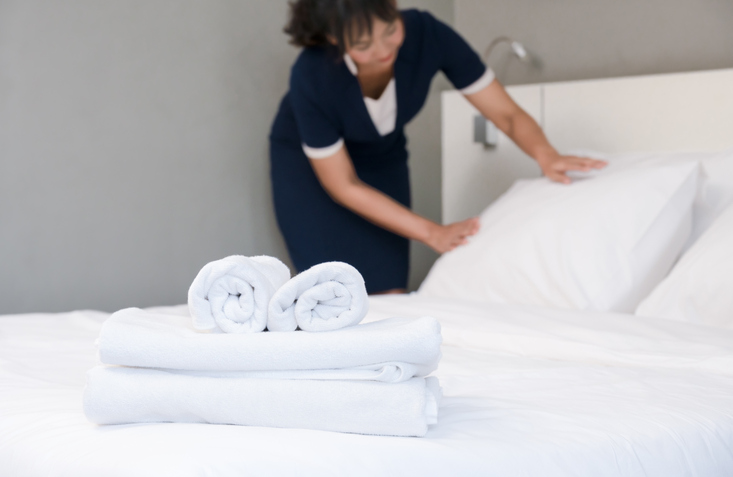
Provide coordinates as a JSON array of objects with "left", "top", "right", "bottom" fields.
[
  {"left": 302, "top": 138, "right": 344, "bottom": 159},
  {"left": 459, "top": 68, "right": 496, "bottom": 95}
]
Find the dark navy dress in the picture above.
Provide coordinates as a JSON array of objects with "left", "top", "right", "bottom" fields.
[{"left": 269, "top": 9, "right": 488, "bottom": 293}]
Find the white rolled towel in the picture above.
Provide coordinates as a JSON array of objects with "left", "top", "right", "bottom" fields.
[
  {"left": 83, "top": 366, "right": 441, "bottom": 437},
  {"left": 268, "top": 261, "right": 368, "bottom": 332},
  {"left": 188, "top": 255, "right": 290, "bottom": 333}
]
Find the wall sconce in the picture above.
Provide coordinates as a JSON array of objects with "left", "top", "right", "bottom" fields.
[
  {"left": 482, "top": 36, "right": 531, "bottom": 64},
  {"left": 474, "top": 36, "right": 534, "bottom": 148}
]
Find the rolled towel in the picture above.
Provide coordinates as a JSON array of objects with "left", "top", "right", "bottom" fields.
[
  {"left": 188, "top": 255, "right": 290, "bottom": 333},
  {"left": 268, "top": 261, "right": 368, "bottom": 332},
  {"left": 98, "top": 308, "right": 442, "bottom": 380},
  {"left": 83, "top": 366, "right": 441, "bottom": 437}
]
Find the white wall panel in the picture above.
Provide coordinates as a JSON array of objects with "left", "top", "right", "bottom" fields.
[{"left": 543, "top": 68, "right": 733, "bottom": 154}]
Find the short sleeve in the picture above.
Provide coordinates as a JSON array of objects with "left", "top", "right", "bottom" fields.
[
  {"left": 288, "top": 59, "right": 343, "bottom": 158},
  {"left": 426, "top": 12, "right": 495, "bottom": 94}
]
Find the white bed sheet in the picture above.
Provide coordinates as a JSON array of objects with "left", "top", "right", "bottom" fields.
[{"left": 1, "top": 295, "right": 732, "bottom": 476}]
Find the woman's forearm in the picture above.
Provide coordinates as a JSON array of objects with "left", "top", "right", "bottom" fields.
[
  {"left": 465, "top": 80, "right": 606, "bottom": 181},
  {"left": 328, "top": 179, "right": 438, "bottom": 243},
  {"left": 502, "top": 110, "right": 557, "bottom": 164},
  {"left": 465, "top": 80, "right": 556, "bottom": 165},
  {"left": 309, "top": 148, "right": 480, "bottom": 253}
]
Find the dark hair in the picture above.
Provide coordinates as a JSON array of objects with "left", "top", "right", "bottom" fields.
[{"left": 284, "top": 0, "right": 400, "bottom": 55}]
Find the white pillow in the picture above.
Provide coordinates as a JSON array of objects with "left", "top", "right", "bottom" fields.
[
  {"left": 569, "top": 149, "right": 733, "bottom": 248},
  {"left": 635, "top": 202, "right": 733, "bottom": 328},
  {"left": 419, "top": 158, "right": 700, "bottom": 313},
  {"left": 689, "top": 149, "right": 733, "bottom": 246}
]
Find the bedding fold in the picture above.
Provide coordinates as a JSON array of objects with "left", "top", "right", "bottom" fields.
[
  {"left": 83, "top": 366, "right": 441, "bottom": 437},
  {"left": 267, "top": 262, "right": 368, "bottom": 332},
  {"left": 97, "top": 308, "right": 442, "bottom": 379},
  {"left": 188, "top": 255, "right": 291, "bottom": 334},
  {"left": 145, "top": 362, "right": 426, "bottom": 383}
]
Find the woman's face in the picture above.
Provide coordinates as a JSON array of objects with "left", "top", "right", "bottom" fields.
[{"left": 346, "top": 16, "right": 404, "bottom": 71}]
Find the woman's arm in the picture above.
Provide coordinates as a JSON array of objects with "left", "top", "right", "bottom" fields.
[
  {"left": 309, "top": 146, "right": 479, "bottom": 253},
  {"left": 464, "top": 80, "right": 606, "bottom": 183}
]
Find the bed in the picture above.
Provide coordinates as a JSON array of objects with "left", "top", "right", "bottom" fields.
[{"left": 2, "top": 68, "right": 733, "bottom": 476}]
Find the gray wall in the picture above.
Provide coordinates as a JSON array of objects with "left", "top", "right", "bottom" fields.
[
  {"left": 0, "top": 0, "right": 451, "bottom": 314},
  {"left": 455, "top": 0, "right": 733, "bottom": 85},
  {"left": 0, "top": 1, "right": 297, "bottom": 314}
]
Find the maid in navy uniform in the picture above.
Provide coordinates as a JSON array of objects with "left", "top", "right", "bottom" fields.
[{"left": 269, "top": 0, "right": 605, "bottom": 294}]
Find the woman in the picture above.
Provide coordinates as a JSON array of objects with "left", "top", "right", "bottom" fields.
[{"left": 269, "top": 0, "right": 605, "bottom": 294}]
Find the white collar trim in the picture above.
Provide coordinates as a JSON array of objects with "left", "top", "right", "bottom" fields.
[{"left": 344, "top": 54, "right": 359, "bottom": 76}]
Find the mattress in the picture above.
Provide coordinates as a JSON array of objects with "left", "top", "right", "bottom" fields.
[{"left": 1, "top": 295, "right": 732, "bottom": 476}]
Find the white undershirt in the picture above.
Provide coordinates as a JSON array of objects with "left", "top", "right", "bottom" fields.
[
  {"left": 302, "top": 54, "right": 495, "bottom": 159},
  {"left": 345, "top": 54, "right": 398, "bottom": 137}
]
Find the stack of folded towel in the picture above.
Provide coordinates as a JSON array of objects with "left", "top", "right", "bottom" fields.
[{"left": 83, "top": 256, "right": 443, "bottom": 437}]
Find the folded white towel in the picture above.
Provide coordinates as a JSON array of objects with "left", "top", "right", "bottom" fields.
[
  {"left": 147, "top": 363, "right": 424, "bottom": 383},
  {"left": 83, "top": 366, "right": 441, "bottom": 437},
  {"left": 188, "top": 255, "right": 290, "bottom": 333},
  {"left": 98, "top": 308, "right": 442, "bottom": 380},
  {"left": 267, "top": 262, "right": 368, "bottom": 332}
]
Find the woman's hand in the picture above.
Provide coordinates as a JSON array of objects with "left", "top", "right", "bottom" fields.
[
  {"left": 426, "top": 217, "right": 481, "bottom": 254},
  {"left": 536, "top": 152, "right": 608, "bottom": 184}
]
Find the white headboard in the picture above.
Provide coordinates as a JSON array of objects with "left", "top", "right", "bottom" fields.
[{"left": 442, "top": 68, "right": 733, "bottom": 223}]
